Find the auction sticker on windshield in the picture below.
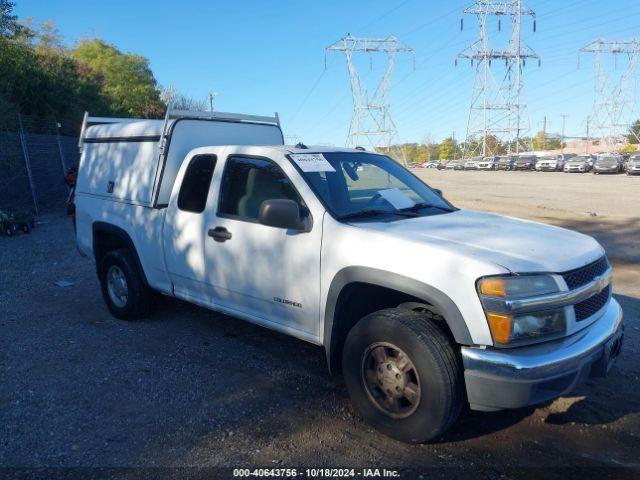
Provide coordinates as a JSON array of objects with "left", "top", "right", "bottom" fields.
[
  {"left": 378, "top": 188, "right": 415, "bottom": 209},
  {"left": 290, "top": 153, "right": 336, "bottom": 172}
]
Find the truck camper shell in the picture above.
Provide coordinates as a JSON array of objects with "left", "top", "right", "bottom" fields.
[{"left": 77, "top": 109, "right": 283, "bottom": 208}]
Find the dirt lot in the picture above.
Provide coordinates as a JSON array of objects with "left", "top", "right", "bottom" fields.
[{"left": 1, "top": 170, "right": 638, "bottom": 478}]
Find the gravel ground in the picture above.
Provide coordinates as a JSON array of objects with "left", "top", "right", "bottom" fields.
[{"left": 0, "top": 170, "right": 638, "bottom": 478}]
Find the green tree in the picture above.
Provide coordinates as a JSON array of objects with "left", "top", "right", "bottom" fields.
[
  {"left": 439, "top": 137, "right": 457, "bottom": 159},
  {"left": 0, "top": 0, "right": 24, "bottom": 38},
  {"left": 71, "top": 39, "right": 164, "bottom": 118},
  {"left": 532, "top": 131, "right": 563, "bottom": 150},
  {"left": 619, "top": 144, "right": 637, "bottom": 153},
  {"left": 160, "top": 85, "right": 208, "bottom": 111},
  {"left": 626, "top": 119, "right": 640, "bottom": 144}
]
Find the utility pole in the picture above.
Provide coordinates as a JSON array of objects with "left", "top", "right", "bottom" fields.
[
  {"left": 560, "top": 114, "right": 568, "bottom": 152},
  {"left": 208, "top": 91, "right": 218, "bottom": 113},
  {"left": 325, "top": 35, "right": 414, "bottom": 164},
  {"left": 539, "top": 115, "right": 548, "bottom": 150},
  {"left": 457, "top": 0, "right": 539, "bottom": 158},
  {"left": 585, "top": 115, "right": 591, "bottom": 154},
  {"left": 580, "top": 39, "right": 640, "bottom": 150}
]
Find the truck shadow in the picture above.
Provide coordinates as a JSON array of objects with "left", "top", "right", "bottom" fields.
[
  {"left": 146, "top": 288, "right": 638, "bottom": 449},
  {"left": 441, "top": 292, "right": 639, "bottom": 441},
  {"left": 543, "top": 292, "right": 639, "bottom": 427},
  {"left": 437, "top": 407, "right": 535, "bottom": 443},
  {"left": 534, "top": 215, "right": 640, "bottom": 271}
]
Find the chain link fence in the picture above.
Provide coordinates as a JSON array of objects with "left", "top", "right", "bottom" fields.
[{"left": 0, "top": 110, "right": 80, "bottom": 216}]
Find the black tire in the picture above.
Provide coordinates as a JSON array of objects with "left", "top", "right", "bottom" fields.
[
  {"left": 22, "top": 223, "right": 31, "bottom": 234},
  {"left": 342, "top": 308, "right": 463, "bottom": 443},
  {"left": 98, "top": 248, "right": 152, "bottom": 320},
  {"left": 5, "top": 225, "right": 14, "bottom": 237}
]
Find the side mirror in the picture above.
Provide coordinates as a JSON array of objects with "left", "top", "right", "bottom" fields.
[
  {"left": 433, "top": 188, "right": 443, "bottom": 197},
  {"left": 259, "top": 199, "right": 307, "bottom": 231}
]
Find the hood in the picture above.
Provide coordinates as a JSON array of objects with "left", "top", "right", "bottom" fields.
[{"left": 359, "top": 209, "right": 603, "bottom": 273}]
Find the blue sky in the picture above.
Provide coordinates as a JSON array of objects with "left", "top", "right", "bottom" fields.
[{"left": 15, "top": 0, "right": 640, "bottom": 145}]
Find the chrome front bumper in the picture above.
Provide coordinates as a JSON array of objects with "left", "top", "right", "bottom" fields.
[{"left": 461, "top": 298, "right": 624, "bottom": 411}]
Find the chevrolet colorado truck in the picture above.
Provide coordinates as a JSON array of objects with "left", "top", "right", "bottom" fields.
[{"left": 75, "top": 110, "right": 624, "bottom": 443}]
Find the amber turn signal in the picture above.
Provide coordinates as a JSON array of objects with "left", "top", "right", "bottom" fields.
[
  {"left": 486, "top": 312, "right": 512, "bottom": 344},
  {"left": 479, "top": 278, "right": 507, "bottom": 297}
]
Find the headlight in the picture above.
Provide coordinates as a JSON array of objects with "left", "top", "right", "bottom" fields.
[{"left": 477, "top": 275, "right": 567, "bottom": 347}]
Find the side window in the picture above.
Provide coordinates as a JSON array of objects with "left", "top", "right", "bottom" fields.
[
  {"left": 177, "top": 154, "right": 217, "bottom": 213},
  {"left": 218, "top": 156, "right": 304, "bottom": 221}
]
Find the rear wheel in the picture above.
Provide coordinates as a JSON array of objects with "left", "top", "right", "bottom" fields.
[
  {"left": 342, "top": 308, "right": 463, "bottom": 443},
  {"left": 98, "top": 249, "right": 152, "bottom": 320}
]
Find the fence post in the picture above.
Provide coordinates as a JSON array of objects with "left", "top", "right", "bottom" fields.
[
  {"left": 54, "top": 119, "right": 68, "bottom": 174},
  {"left": 17, "top": 113, "right": 39, "bottom": 215},
  {"left": 53, "top": 118, "right": 67, "bottom": 177}
]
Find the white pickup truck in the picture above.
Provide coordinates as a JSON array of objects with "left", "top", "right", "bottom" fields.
[{"left": 75, "top": 110, "right": 624, "bottom": 443}]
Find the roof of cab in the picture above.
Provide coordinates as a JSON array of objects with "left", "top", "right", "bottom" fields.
[{"left": 282, "top": 145, "right": 381, "bottom": 155}]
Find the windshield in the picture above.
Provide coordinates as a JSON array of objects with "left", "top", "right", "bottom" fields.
[{"left": 289, "top": 152, "right": 455, "bottom": 221}]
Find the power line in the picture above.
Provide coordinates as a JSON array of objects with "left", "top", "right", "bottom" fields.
[
  {"left": 286, "top": 69, "right": 326, "bottom": 125},
  {"left": 358, "top": 0, "right": 413, "bottom": 32}
]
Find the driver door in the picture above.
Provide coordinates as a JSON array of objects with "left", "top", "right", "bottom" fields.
[{"left": 202, "top": 154, "right": 322, "bottom": 341}]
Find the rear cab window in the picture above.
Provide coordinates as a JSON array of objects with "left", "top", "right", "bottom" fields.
[{"left": 177, "top": 154, "right": 217, "bottom": 213}]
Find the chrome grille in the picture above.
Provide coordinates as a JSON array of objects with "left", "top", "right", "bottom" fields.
[
  {"left": 574, "top": 285, "right": 611, "bottom": 321},
  {"left": 560, "top": 256, "right": 609, "bottom": 290}
]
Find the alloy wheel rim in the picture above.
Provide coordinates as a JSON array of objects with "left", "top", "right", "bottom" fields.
[
  {"left": 107, "top": 265, "right": 128, "bottom": 308},
  {"left": 361, "top": 342, "right": 421, "bottom": 419}
]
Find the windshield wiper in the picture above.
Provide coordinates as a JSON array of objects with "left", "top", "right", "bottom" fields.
[
  {"left": 336, "top": 209, "right": 417, "bottom": 221},
  {"left": 399, "top": 202, "right": 454, "bottom": 213}
]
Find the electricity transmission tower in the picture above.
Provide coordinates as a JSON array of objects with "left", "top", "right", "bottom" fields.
[
  {"left": 579, "top": 39, "right": 640, "bottom": 149},
  {"left": 457, "top": 0, "right": 539, "bottom": 158},
  {"left": 325, "top": 35, "right": 413, "bottom": 162}
]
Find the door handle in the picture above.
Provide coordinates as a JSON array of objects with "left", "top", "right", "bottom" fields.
[{"left": 208, "top": 226, "right": 232, "bottom": 242}]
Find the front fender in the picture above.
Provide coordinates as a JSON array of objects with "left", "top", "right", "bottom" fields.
[{"left": 323, "top": 266, "right": 474, "bottom": 369}]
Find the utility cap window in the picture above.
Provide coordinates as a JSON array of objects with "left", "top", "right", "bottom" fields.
[{"left": 178, "top": 154, "right": 217, "bottom": 213}]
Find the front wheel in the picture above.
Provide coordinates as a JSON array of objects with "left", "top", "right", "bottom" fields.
[{"left": 342, "top": 309, "right": 463, "bottom": 443}]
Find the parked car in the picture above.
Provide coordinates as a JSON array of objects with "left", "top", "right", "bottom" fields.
[
  {"left": 477, "top": 156, "right": 500, "bottom": 170},
  {"left": 464, "top": 157, "right": 481, "bottom": 170},
  {"left": 437, "top": 162, "right": 448, "bottom": 170},
  {"left": 74, "top": 109, "right": 624, "bottom": 444},
  {"left": 625, "top": 154, "right": 640, "bottom": 175},
  {"left": 513, "top": 155, "right": 538, "bottom": 170},
  {"left": 423, "top": 161, "right": 439, "bottom": 168},
  {"left": 593, "top": 154, "right": 624, "bottom": 174},
  {"left": 564, "top": 156, "right": 592, "bottom": 173},
  {"left": 496, "top": 156, "right": 518, "bottom": 170},
  {"left": 535, "top": 154, "right": 571, "bottom": 172},
  {"left": 445, "top": 160, "right": 464, "bottom": 170}
]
